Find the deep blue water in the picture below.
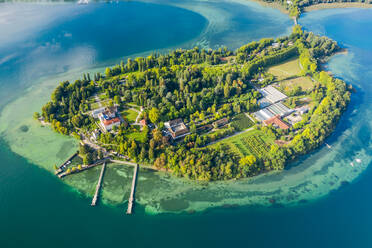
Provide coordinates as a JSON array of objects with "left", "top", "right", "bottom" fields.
[
  {"left": 0, "top": 2, "right": 208, "bottom": 108},
  {"left": 1, "top": 2, "right": 372, "bottom": 248}
]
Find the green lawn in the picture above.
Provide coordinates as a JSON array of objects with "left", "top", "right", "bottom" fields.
[
  {"left": 121, "top": 109, "right": 138, "bottom": 123},
  {"left": 127, "top": 103, "right": 141, "bottom": 111},
  {"left": 210, "top": 129, "right": 274, "bottom": 158},
  {"left": 124, "top": 130, "right": 147, "bottom": 143},
  {"left": 267, "top": 58, "right": 301, "bottom": 80},
  {"left": 230, "top": 113, "right": 254, "bottom": 131},
  {"left": 90, "top": 102, "right": 101, "bottom": 110},
  {"left": 280, "top": 76, "right": 314, "bottom": 91}
]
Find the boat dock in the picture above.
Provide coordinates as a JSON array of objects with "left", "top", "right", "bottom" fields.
[
  {"left": 55, "top": 151, "right": 78, "bottom": 175},
  {"left": 57, "top": 158, "right": 109, "bottom": 178},
  {"left": 126, "top": 164, "right": 139, "bottom": 215},
  {"left": 91, "top": 162, "right": 106, "bottom": 206}
]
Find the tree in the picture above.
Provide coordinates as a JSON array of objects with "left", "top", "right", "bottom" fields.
[
  {"left": 79, "top": 144, "right": 89, "bottom": 155},
  {"left": 224, "top": 83, "right": 230, "bottom": 98},
  {"left": 105, "top": 67, "right": 112, "bottom": 77},
  {"left": 129, "top": 140, "right": 138, "bottom": 159},
  {"left": 33, "top": 112, "right": 41, "bottom": 120},
  {"left": 149, "top": 107, "right": 160, "bottom": 123},
  {"left": 140, "top": 146, "right": 146, "bottom": 161},
  {"left": 154, "top": 153, "right": 166, "bottom": 169},
  {"left": 239, "top": 155, "right": 256, "bottom": 166},
  {"left": 83, "top": 152, "right": 93, "bottom": 165},
  {"left": 152, "top": 129, "right": 162, "bottom": 144},
  {"left": 114, "top": 95, "right": 121, "bottom": 105},
  {"left": 97, "top": 149, "right": 103, "bottom": 159}
]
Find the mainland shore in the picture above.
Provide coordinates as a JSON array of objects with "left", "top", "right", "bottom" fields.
[
  {"left": 250, "top": 0, "right": 372, "bottom": 15},
  {"left": 303, "top": 2, "right": 372, "bottom": 12}
]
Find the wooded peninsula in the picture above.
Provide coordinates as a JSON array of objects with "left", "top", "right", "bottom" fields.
[{"left": 38, "top": 25, "right": 351, "bottom": 181}]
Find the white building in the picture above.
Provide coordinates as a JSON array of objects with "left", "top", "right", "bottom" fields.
[
  {"left": 97, "top": 106, "right": 121, "bottom": 132},
  {"left": 254, "top": 102, "right": 293, "bottom": 122},
  {"left": 259, "top": 85, "right": 288, "bottom": 106},
  {"left": 91, "top": 107, "right": 106, "bottom": 118}
]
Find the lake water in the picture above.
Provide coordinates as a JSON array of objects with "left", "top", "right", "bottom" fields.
[{"left": 0, "top": 1, "right": 372, "bottom": 247}]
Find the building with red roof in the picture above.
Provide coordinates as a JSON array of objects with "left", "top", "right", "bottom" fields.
[{"left": 263, "top": 115, "right": 290, "bottom": 130}]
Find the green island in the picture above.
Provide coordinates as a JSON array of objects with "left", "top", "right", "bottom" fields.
[{"left": 37, "top": 25, "right": 351, "bottom": 181}]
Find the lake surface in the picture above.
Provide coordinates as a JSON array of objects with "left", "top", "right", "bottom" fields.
[{"left": 0, "top": 1, "right": 372, "bottom": 247}]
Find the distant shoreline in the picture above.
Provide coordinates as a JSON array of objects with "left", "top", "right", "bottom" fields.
[
  {"left": 249, "top": 0, "right": 289, "bottom": 15},
  {"left": 250, "top": 0, "right": 372, "bottom": 18},
  {"left": 303, "top": 2, "right": 372, "bottom": 12}
]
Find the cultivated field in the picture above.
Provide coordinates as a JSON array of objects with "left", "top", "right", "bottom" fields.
[
  {"left": 211, "top": 129, "right": 274, "bottom": 158},
  {"left": 230, "top": 113, "right": 254, "bottom": 131},
  {"left": 267, "top": 58, "right": 301, "bottom": 80},
  {"left": 280, "top": 76, "right": 314, "bottom": 91}
]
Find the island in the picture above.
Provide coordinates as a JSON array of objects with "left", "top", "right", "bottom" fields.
[{"left": 37, "top": 25, "right": 351, "bottom": 182}]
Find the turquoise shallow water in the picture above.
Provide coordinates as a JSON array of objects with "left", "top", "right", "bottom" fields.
[{"left": 1, "top": 1, "right": 372, "bottom": 247}]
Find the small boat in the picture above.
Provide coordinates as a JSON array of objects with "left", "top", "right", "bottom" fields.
[
  {"left": 325, "top": 143, "right": 332, "bottom": 149},
  {"left": 350, "top": 162, "right": 354, "bottom": 167},
  {"left": 356, "top": 158, "right": 362, "bottom": 163}
]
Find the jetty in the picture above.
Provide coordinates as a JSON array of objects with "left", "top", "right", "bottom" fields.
[
  {"left": 57, "top": 158, "right": 109, "bottom": 178},
  {"left": 126, "top": 164, "right": 139, "bottom": 215},
  {"left": 91, "top": 162, "right": 106, "bottom": 206},
  {"left": 55, "top": 151, "right": 78, "bottom": 175}
]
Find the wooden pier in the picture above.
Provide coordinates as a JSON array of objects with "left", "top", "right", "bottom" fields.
[
  {"left": 126, "top": 164, "right": 139, "bottom": 215},
  {"left": 91, "top": 162, "right": 106, "bottom": 206},
  {"left": 57, "top": 158, "right": 109, "bottom": 178}
]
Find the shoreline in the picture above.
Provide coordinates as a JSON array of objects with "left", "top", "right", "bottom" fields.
[
  {"left": 0, "top": 0, "right": 369, "bottom": 215},
  {"left": 248, "top": 0, "right": 372, "bottom": 18},
  {"left": 303, "top": 2, "right": 372, "bottom": 12},
  {"left": 248, "top": 0, "right": 289, "bottom": 15}
]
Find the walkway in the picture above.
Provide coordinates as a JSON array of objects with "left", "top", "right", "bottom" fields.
[
  {"left": 126, "top": 164, "right": 138, "bottom": 215},
  {"left": 110, "top": 159, "right": 156, "bottom": 171},
  {"left": 91, "top": 162, "right": 106, "bottom": 206}
]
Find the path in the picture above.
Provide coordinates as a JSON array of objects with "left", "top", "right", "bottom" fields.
[
  {"left": 94, "top": 94, "right": 102, "bottom": 108},
  {"left": 91, "top": 162, "right": 106, "bottom": 206},
  {"left": 245, "top": 112, "right": 256, "bottom": 124},
  {"left": 126, "top": 164, "right": 138, "bottom": 214},
  {"left": 207, "top": 127, "right": 255, "bottom": 146},
  {"left": 110, "top": 159, "right": 156, "bottom": 171}
]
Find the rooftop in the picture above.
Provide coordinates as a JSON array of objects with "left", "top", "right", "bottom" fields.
[
  {"left": 259, "top": 85, "right": 287, "bottom": 104},
  {"left": 103, "top": 117, "right": 120, "bottom": 126},
  {"left": 264, "top": 115, "right": 290, "bottom": 130},
  {"left": 254, "top": 102, "right": 293, "bottom": 122}
]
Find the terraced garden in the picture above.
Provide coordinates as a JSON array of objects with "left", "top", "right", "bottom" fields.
[{"left": 211, "top": 129, "right": 274, "bottom": 158}]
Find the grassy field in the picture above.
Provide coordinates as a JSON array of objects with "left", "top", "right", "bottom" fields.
[
  {"left": 125, "top": 131, "right": 147, "bottom": 143},
  {"left": 121, "top": 109, "right": 138, "bottom": 123},
  {"left": 124, "top": 126, "right": 147, "bottom": 142},
  {"left": 90, "top": 100, "right": 112, "bottom": 110},
  {"left": 230, "top": 113, "right": 254, "bottom": 131},
  {"left": 210, "top": 129, "right": 274, "bottom": 158},
  {"left": 280, "top": 76, "right": 314, "bottom": 91},
  {"left": 267, "top": 58, "right": 301, "bottom": 80}
]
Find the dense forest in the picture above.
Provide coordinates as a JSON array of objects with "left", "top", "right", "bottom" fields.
[{"left": 40, "top": 26, "right": 350, "bottom": 181}]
